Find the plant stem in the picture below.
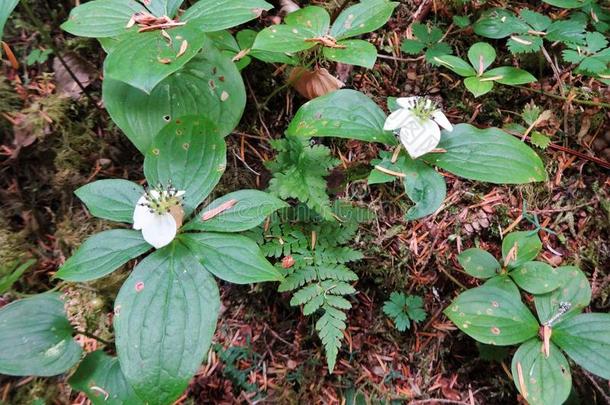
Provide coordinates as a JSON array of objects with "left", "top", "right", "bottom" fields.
[
  {"left": 514, "top": 85, "right": 610, "bottom": 109},
  {"left": 75, "top": 330, "right": 112, "bottom": 346}
]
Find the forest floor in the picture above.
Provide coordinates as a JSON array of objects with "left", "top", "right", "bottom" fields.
[{"left": 0, "top": 0, "right": 609, "bottom": 404}]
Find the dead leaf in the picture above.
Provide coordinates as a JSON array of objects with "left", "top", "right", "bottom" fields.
[
  {"left": 288, "top": 67, "right": 344, "bottom": 100},
  {"left": 177, "top": 40, "right": 188, "bottom": 58},
  {"left": 53, "top": 53, "right": 94, "bottom": 99}
]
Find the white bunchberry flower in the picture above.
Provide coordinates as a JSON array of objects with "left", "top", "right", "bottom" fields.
[
  {"left": 132, "top": 184, "right": 185, "bottom": 249},
  {"left": 384, "top": 97, "right": 453, "bottom": 158}
]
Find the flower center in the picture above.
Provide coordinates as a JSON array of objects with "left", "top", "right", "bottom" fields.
[
  {"left": 411, "top": 98, "right": 438, "bottom": 122},
  {"left": 140, "top": 184, "right": 184, "bottom": 216}
]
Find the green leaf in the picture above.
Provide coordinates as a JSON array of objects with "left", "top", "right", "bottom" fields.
[
  {"left": 75, "top": 179, "right": 143, "bottom": 223},
  {"left": 444, "top": 284, "right": 539, "bottom": 345},
  {"left": 553, "top": 313, "right": 610, "bottom": 379},
  {"left": 0, "top": 259, "right": 35, "bottom": 294},
  {"left": 507, "top": 35, "right": 543, "bottom": 54},
  {"left": 530, "top": 131, "right": 551, "bottom": 149},
  {"left": 0, "top": 294, "right": 82, "bottom": 376},
  {"left": 501, "top": 231, "right": 542, "bottom": 269},
  {"left": 542, "top": 0, "right": 593, "bottom": 9},
  {"left": 114, "top": 244, "right": 220, "bottom": 405},
  {"left": 184, "top": 189, "right": 287, "bottom": 232},
  {"left": 464, "top": 76, "right": 494, "bottom": 97},
  {"left": 0, "top": 0, "right": 18, "bottom": 42},
  {"left": 330, "top": 0, "right": 397, "bottom": 40},
  {"left": 519, "top": 9, "right": 552, "bottom": 32},
  {"left": 433, "top": 55, "right": 476, "bottom": 77},
  {"left": 452, "top": 15, "right": 471, "bottom": 29},
  {"left": 510, "top": 261, "right": 563, "bottom": 294},
  {"left": 55, "top": 230, "right": 151, "bottom": 282},
  {"left": 473, "top": 8, "right": 528, "bottom": 39},
  {"left": 395, "top": 157, "right": 446, "bottom": 220},
  {"left": 425, "top": 43, "right": 453, "bottom": 64},
  {"left": 316, "top": 305, "right": 347, "bottom": 372},
  {"left": 511, "top": 339, "right": 571, "bottom": 405},
  {"left": 104, "top": 25, "right": 206, "bottom": 94},
  {"left": 401, "top": 39, "right": 425, "bottom": 55},
  {"left": 425, "top": 124, "right": 547, "bottom": 184},
  {"left": 252, "top": 24, "right": 317, "bottom": 53},
  {"left": 458, "top": 248, "right": 500, "bottom": 279},
  {"left": 144, "top": 0, "right": 184, "bottom": 18},
  {"left": 69, "top": 351, "right": 143, "bottom": 405},
  {"left": 236, "top": 29, "right": 298, "bottom": 65},
  {"left": 285, "top": 89, "right": 396, "bottom": 145},
  {"left": 143, "top": 116, "right": 226, "bottom": 215},
  {"left": 181, "top": 0, "right": 273, "bottom": 31},
  {"left": 103, "top": 42, "right": 245, "bottom": 153},
  {"left": 468, "top": 42, "right": 496, "bottom": 74},
  {"left": 484, "top": 66, "right": 537, "bottom": 85},
  {"left": 61, "top": 0, "right": 144, "bottom": 38},
  {"left": 545, "top": 20, "right": 586, "bottom": 44},
  {"left": 534, "top": 266, "right": 591, "bottom": 324},
  {"left": 323, "top": 39, "right": 377, "bottom": 69},
  {"left": 180, "top": 233, "right": 283, "bottom": 284},
  {"left": 285, "top": 6, "right": 330, "bottom": 36}
]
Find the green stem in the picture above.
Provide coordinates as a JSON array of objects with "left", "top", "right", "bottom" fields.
[{"left": 514, "top": 85, "right": 610, "bottom": 109}]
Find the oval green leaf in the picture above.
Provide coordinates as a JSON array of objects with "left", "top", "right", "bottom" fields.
[
  {"left": 0, "top": 293, "right": 82, "bottom": 376},
  {"left": 396, "top": 156, "right": 446, "bottom": 220},
  {"left": 0, "top": 0, "right": 19, "bottom": 42},
  {"left": 433, "top": 55, "right": 476, "bottom": 77},
  {"left": 75, "top": 179, "right": 143, "bottom": 223},
  {"left": 285, "top": 6, "right": 330, "bottom": 36},
  {"left": 103, "top": 43, "right": 246, "bottom": 153},
  {"left": 182, "top": 0, "right": 273, "bottom": 32},
  {"left": 425, "top": 124, "right": 547, "bottom": 184},
  {"left": 286, "top": 89, "right": 396, "bottom": 145},
  {"left": 484, "top": 66, "right": 537, "bottom": 85},
  {"left": 444, "top": 284, "right": 539, "bottom": 346},
  {"left": 511, "top": 339, "right": 571, "bottom": 405},
  {"left": 501, "top": 230, "right": 542, "bottom": 269},
  {"left": 510, "top": 261, "right": 563, "bottom": 294},
  {"left": 467, "top": 42, "right": 496, "bottom": 74},
  {"left": 553, "top": 313, "right": 610, "bottom": 379},
  {"left": 104, "top": 25, "right": 206, "bottom": 94},
  {"left": 184, "top": 189, "right": 288, "bottom": 232},
  {"left": 458, "top": 248, "right": 500, "bottom": 279},
  {"left": 252, "top": 24, "right": 317, "bottom": 53},
  {"left": 463, "top": 76, "right": 494, "bottom": 97},
  {"left": 114, "top": 243, "right": 220, "bottom": 405},
  {"left": 61, "top": 0, "right": 144, "bottom": 38},
  {"left": 330, "top": 0, "right": 398, "bottom": 40},
  {"left": 55, "top": 230, "right": 151, "bottom": 282},
  {"left": 323, "top": 39, "right": 378, "bottom": 69},
  {"left": 180, "top": 232, "right": 283, "bottom": 284},
  {"left": 143, "top": 116, "right": 226, "bottom": 216},
  {"left": 69, "top": 351, "right": 143, "bottom": 405},
  {"left": 534, "top": 266, "right": 591, "bottom": 325}
]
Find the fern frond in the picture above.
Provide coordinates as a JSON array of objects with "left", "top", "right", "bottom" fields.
[{"left": 315, "top": 305, "right": 347, "bottom": 372}]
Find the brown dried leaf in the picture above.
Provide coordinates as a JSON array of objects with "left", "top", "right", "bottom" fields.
[{"left": 52, "top": 53, "right": 94, "bottom": 99}]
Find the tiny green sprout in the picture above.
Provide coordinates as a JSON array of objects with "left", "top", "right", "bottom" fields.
[{"left": 383, "top": 292, "right": 427, "bottom": 332}]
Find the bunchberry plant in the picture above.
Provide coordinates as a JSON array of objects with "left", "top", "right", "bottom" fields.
[
  {"left": 383, "top": 292, "right": 427, "bottom": 331},
  {"left": 285, "top": 89, "right": 546, "bottom": 220},
  {"left": 61, "top": 0, "right": 269, "bottom": 152},
  {"left": 0, "top": 116, "right": 288, "bottom": 404},
  {"left": 252, "top": 0, "right": 398, "bottom": 69},
  {"left": 445, "top": 263, "right": 610, "bottom": 405},
  {"left": 473, "top": 8, "right": 587, "bottom": 54},
  {"left": 400, "top": 22, "right": 453, "bottom": 66},
  {"left": 248, "top": 202, "right": 373, "bottom": 372},
  {"left": 434, "top": 42, "right": 537, "bottom": 97}
]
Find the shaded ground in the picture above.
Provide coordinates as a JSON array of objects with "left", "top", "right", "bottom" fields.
[{"left": 1, "top": 0, "right": 609, "bottom": 404}]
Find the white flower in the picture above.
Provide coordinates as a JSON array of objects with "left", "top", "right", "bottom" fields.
[
  {"left": 133, "top": 186, "right": 185, "bottom": 249},
  {"left": 384, "top": 97, "right": 453, "bottom": 159}
]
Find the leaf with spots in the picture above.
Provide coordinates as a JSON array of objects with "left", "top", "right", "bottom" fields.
[
  {"left": 103, "top": 41, "right": 246, "bottom": 153},
  {"left": 0, "top": 294, "right": 82, "bottom": 376},
  {"left": 104, "top": 24, "right": 207, "bottom": 94},
  {"left": 322, "top": 39, "right": 378, "bottom": 69},
  {"left": 425, "top": 124, "right": 547, "bottom": 184},
  {"left": 534, "top": 266, "right": 592, "bottom": 325},
  {"left": 501, "top": 230, "right": 542, "bottom": 269},
  {"left": 458, "top": 248, "right": 500, "bottom": 279},
  {"left": 444, "top": 284, "right": 539, "bottom": 346},
  {"left": 252, "top": 24, "right": 318, "bottom": 53},
  {"left": 509, "top": 261, "right": 563, "bottom": 294},
  {"left": 69, "top": 351, "right": 143, "bottom": 405},
  {"left": 143, "top": 116, "right": 226, "bottom": 216},
  {"left": 181, "top": 0, "right": 273, "bottom": 32},
  {"left": 511, "top": 339, "right": 571, "bottom": 405},
  {"left": 552, "top": 313, "right": 610, "bottom": 380},
  {"left": 330, "top": 0, "right": 398, "bottom": 40},
  {"left": 114, "top": 242, "right": 220, "bottom": 405},
  {"left": 61, "top": 0, "right": 145, "bottom": 38},
  {"left": 286, "top": 89, "right": 396, "bottom": 145}
]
